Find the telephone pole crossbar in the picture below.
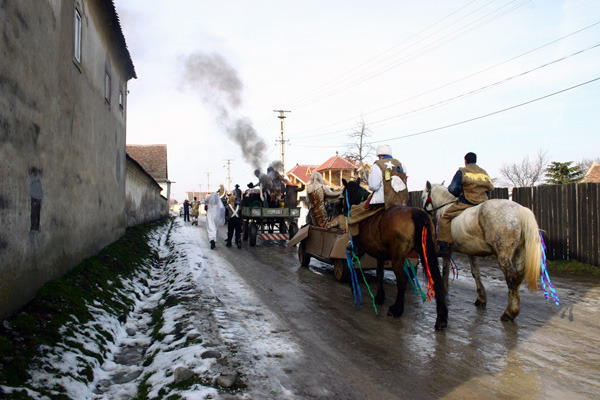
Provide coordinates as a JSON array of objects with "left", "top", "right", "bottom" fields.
[{"left": 273, "top": 109, "right": 291, "bottom": 174}]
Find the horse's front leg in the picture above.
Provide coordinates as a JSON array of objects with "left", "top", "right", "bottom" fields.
[
  {"left": 375, "top": 258, "right": 386, "bottom": 305},
  {"left": 442, "top": 256, "right": 450, "bottom": 295},
  {"left": 469, "top": 255, "right": 487, "bottom": 307},
  {"left": 388, "top": 261, "right": 407, "bottom": 318}
]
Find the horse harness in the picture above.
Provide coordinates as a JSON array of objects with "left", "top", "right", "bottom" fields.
[{"left": 423, "top": 190, "right": 454, "bottom": 216}]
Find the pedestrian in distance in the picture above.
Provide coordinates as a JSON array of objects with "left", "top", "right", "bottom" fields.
[
  {"left": 183, "top": 199, "right": 190, "bottom": 222},
  {"left": 225, "top": 195, "right": 242, "bottom": 249}
]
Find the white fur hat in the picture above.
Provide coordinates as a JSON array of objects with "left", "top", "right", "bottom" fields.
[{"left": 376, "top": 144, "right": 392, "bottom": 156}]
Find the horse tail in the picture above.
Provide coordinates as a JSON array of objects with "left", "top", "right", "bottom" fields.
[{"left": 517, "top": 205, "right": 541, "bottom": 291}]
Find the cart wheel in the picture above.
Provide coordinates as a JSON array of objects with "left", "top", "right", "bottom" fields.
[
  {"left": 334, "top": 259, "right": 350, "bottom": 283},
  {"left": 298, "top": 242, "right": 311, "bottom": 267},
  {"left": 243, "top": 221, "right": 249, "bottom": 241},
  {"left": 249, "top": 222, "right": 258, "bottom": 247},
  {"left": 288, "top": 222, "right": 298, "bottom": 241}
]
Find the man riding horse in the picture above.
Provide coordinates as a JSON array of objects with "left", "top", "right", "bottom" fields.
[
  {"left": 347, "top": 144, "right": 408, "bottom": 239},
  {"left": 437, "top": 152, "right": 494, "bottom": 257}
]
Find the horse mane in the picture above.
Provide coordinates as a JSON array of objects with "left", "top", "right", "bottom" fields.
[{"left": 431, "top": 183, "right": 457, "bottom": 204}]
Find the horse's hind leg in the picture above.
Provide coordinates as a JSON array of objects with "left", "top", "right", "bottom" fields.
[
  {"left": 469, "top": 255, "right": 487, "bottom": 308},
  {"left": 388, "top": 263, "right": 408, "bottom": 318},
  {"left": 375, "top": 258, "right": 386, "bottom": 305},
  {"left": 499, "top": 254, "right": 525, "bottom": 321}
]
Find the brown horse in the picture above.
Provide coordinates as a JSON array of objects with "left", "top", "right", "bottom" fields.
[{"left": 343, "top": 179, "right": 448, "bottom": 330}]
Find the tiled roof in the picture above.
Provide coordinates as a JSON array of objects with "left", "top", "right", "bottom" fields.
[
  {"left": 583, "top": 162, "right": 600, "bottom": 183},
  {"left": 287, "top": 164, "right": 318, "bottom": 185},
  {"left": 315, "top": 155, "right": 359, "bottom": 172},
  {"left": 106, "top": 0, "right": 136, "bottom": 79},
  {"left": 126, "top": 144, "right": 168, "bottom": 180}
]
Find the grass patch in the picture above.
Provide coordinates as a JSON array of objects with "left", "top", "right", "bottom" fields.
[
  {"left": 547, "top": 259, "right": 600, "bottom": 279},
  {"left": 0, "top": 218, "right": 170, "bottom": 392}
]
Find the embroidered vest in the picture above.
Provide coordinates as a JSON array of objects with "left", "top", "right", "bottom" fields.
[
  {"left": 459, "top": 164, "right": 494, "bottom": 205},
  {"left": 374, "top": 158, "right": 409, "bottom": 209}
]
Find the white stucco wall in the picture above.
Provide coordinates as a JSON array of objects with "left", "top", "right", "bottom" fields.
[{"left": 126, "top": 159, "right": 168, "bottom": 227}]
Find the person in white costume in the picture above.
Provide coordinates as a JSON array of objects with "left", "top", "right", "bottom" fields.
[{"left": 204, "top": 187, "right": 226, "bottom": 249}]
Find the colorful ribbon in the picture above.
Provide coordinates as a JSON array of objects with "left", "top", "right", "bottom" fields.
[
  {"left": 421, "top": 226, "right": 435, "bottom": 302},
  {"left": 539, "top": 232, "right": 560, "bottom": 306}
]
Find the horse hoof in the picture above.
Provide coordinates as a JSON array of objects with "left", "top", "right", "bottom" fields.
[
  {"left": 501, "top": 313, "right": 515, "bottom": 322},
  {"left": 435, "top": 320, "right": 448, "bottom": 331},
  {"left": 474, "top": 299, "right": 486, "bottom": 308},
  {"left": 387, "top": 306, "right": 403, "bottom": 318},
  {"left": 375, "top": 295, "right": 385, "bottom": 306}
]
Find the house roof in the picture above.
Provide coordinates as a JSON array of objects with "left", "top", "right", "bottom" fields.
[
  {"left": 126, "top": 144, "right": 168, "bottom": 180},
  {"left": 104, "top": 1, "right": 136, "bottom": 79},
  {"left": 125, "top": 154, "right": 162, "bottom": 190},
  {"left": 287, "top": 164, "right": 318, "bottom": 185},
  {"left": 315, "top": 155, "right": 359, "bottom": 172},
  {"left": 583, "top": 162, "right": 600, "bottom": 183}
]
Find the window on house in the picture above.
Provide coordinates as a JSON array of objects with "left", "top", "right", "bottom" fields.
[
  {"left": 105, "top": 72, "right": 111, "bottom": 103},
  {"left": 74, "top": 9, "right": 82, "bottom": 63},
  {"left": 119, "top": 90, "right": 124, "bottom": 110}
]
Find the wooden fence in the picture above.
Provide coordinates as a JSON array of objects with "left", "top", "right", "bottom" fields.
[
  {"left": 512, "top": 183, "right": 599, "bottom": 266},
  {"left": 407, "top": 183, "right": 599, "bottom": 266}
]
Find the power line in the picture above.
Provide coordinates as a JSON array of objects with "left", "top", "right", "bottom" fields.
[{"left": 368, "top": 76, "right": 600, "bottom": 144}]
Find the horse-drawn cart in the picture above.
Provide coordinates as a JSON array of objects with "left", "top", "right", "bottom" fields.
[
  {"left": 288, "top": 224, "right": 420, "bottom": 282},
  {"left": 241, "top": 206, "right": 301, "bottom": 246}
]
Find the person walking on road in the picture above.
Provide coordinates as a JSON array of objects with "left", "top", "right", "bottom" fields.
[
  {"left": 204, "top": 187, "right": 226, "bottom": 249},
  {"left": 183, "top": 199, "right": 190, "bottom": 222}
]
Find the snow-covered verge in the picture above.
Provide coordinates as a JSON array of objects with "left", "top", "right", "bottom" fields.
[{"left": 1, "top": 217, "right": 301, "bottom": 400}]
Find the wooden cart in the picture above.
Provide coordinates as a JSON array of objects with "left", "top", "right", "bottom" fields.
[{"left": 241, "top": 206, "right": 301, "bottom": 246}]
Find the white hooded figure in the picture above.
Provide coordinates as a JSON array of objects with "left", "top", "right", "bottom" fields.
[{"left": 205, "top": 189, "right": 226, "bottom": 249}]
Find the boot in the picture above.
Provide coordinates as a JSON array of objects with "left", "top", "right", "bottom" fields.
[
  {"left": 210, "top": 240, "right": 216, "bottom": 250},
  {"left": 226, "top": 241, "right": 232, "bottom": 247},
  {"left": 236, "top": 242, "right": 242, "bottom": 249},
  {"left": 438, "top": 241, "right": 451, "bottom": 257}
]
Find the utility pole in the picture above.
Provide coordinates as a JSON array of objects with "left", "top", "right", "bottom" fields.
[
  {"left": 273, "top": 109, "right": 291, "bottom": 174},
  {"left": 223, "top": 159, "right": 234, "bottom": 191},
  {"left": 206, "top": 173, "right": 210, "bottom": 193}
]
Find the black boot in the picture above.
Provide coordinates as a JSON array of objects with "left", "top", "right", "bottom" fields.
[
  {"left": 226, "top": 241, "right": 232, "bottom": 247},
  {"left": 210, "top": 240, "right": 216, "bottom": 249},
  {"left": 236, "top": 242, "right": 242, "bottom": 249},
  {"left": 438, "top": 241, "right": 451, "bottom": 257}
]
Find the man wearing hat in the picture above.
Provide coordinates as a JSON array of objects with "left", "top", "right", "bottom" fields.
[
  {"left": 347, "top": 144, "right": 408, "bottom": 237},
  {"left": 368, "top": 144, "right": 408, "bottom": 208},
  {"left": 437, "top": 152, "right": 494, "bottom": 257}
]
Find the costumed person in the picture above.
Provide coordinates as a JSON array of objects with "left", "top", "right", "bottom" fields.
[
  {"left": 437, "top": 152, "right": 494, "bottom": 257},
  {"left": 254, "top": 169, "right": 274, "bottom": 207},
  {"left": 232, "top": 184, "right": 242, "bottom": 199},
  {"left": 225, "top": 194, "right": 242, "bottom": 248},
  {"left": 183, "top": 199, "right": 190, "bottom": 222},
  {"left": 347, "top": 144, "right": 408, "bottom": 238},
  {"left": 306, "top": 171, "right": 343, "bottom": 227},
  {"left": 204, "top": 187, "right": 226, "bottom": 249},
  {"left": 190, "top": 197, "right": 200, "bottom": 226}
]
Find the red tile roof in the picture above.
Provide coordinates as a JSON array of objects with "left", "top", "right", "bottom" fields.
[
  {"left": 315, "top": 155, "right": 359, "bottom": 172},
  {"left": 287, "top": 164, "right": 318, "bottom": 185},
  {"left": 126, "top": 144, "right": 168, "bottom": 180},
  {"left": 583, "top": 162, "right": 600, "bottom": 183}
]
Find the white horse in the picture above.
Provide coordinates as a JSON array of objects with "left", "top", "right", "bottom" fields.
[{"left": 423, "top": 182, "right": 541, "bottom": 321}]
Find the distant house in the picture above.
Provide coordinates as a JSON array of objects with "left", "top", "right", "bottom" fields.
[
  {"left": 0, "top": 0, "right": 136, "bottom": 318},
  {"left": 126, "top": 144, "right": 172, "bottom": 202},
  {"left": 315, "top": 154, "right": 359, "bottom": 188},
  {"left": 287, "top": 164, "right": 318, "bottom": 187},
  {"left": 583, "top": 162, "right": 600, "bottom": 183}
]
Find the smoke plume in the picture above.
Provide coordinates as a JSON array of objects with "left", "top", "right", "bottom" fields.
[{"left": 182, "top": 52, "right": 267, "bottom": 169}]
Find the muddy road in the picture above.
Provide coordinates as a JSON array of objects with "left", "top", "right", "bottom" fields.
[{"left": 196, "top": 219, "right": 600, "bottom": 399}]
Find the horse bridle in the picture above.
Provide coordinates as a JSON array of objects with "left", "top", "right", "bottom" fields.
[{"left": 423, "top": 189, "right": 454, "bottom": 216}]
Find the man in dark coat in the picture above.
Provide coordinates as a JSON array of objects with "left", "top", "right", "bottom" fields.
[
  {"left": 437, "top": 152, "right": 494, "bottom": 257},
  {"left": 183, "top": 199, "right": 190, "bottom": 222}
]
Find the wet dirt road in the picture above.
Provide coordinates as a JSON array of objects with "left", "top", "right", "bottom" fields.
[{"left": 214, "top": 233, "right": 600, "bottom": 399}]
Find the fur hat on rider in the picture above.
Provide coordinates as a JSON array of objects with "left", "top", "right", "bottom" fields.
[{"left": 376, "top": 144, "right": 392, "bottom": 157}]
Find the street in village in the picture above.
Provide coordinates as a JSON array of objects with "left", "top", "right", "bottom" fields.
[{"left": 106, "top": 216, "right": 600, "bottom": 399}]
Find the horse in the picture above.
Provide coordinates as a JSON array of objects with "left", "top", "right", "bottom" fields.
[
  {"left": 342, "top": 178, "right": 448, "bottom": 330},
  {"left": 422, "top": 182, "right": 541, "bottom": 321}
]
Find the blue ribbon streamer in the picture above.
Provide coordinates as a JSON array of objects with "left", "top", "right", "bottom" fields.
[{"left": 539, "top": 231, "right": 560, "bottom": 306}]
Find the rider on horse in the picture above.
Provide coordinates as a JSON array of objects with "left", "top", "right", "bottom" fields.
[
  {"left": 348, "top": 144, "right": 408, "bottom": 238},
  {"left": 437, "top": 152, "right": 494, "bottom": 257}
]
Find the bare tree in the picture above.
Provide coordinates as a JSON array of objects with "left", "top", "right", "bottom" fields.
[
  {"left": 342, "top": 117, "right": 375, "bottom": 178},
  {"left": 499, "top": 149, "right": 549, "bottom": 187}
]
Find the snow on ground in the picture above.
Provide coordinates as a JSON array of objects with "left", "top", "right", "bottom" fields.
[{"left": 4, "top": 217, "right": 303, "bottom": 399}]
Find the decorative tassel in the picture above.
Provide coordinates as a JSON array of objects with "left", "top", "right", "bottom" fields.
[
  {"left": 539, "top": 232, "right": 560, "bottom": 306},
  {"left": 421, "top": 226, "right": 435, "bottom": 302}
]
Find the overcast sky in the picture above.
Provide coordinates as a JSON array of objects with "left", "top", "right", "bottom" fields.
[{"left": 115, "top": 0, "right": 600, "bottom": 201}]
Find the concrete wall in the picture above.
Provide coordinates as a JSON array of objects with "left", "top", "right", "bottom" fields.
[
  {"left": 126, "top": 158, "right": 168, "bottom": 227},
  {"left": 0, "top": 1, "right": 133, "bottom": 318}
]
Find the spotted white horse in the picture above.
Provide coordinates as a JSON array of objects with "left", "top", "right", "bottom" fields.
[{"left": 423, "top": 182, "right": 542, "bottom": 321}]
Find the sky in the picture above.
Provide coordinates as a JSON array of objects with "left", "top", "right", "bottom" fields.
[{"left": 114, "top": 0, "right": 600, "bottom": 201}]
